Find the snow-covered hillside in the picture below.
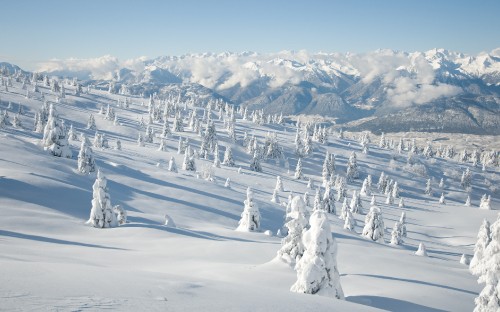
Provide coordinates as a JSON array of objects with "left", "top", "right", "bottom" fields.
[{"left": 0, "top": 71, "right": 499, "bottom": 311}]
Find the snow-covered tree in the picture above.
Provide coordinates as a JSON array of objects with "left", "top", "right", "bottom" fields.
[
  {"left": 271, "top": 189, "right": 280, "bottom": 203},
  {"left": 236, "top": 187, "right": 261, "bottom": 232},
  {"left": 222, "top": 146, "right": 235, "bottom": 167},
  {"left": 362, "top": 206, "right": 385, "bottom": 243},
  {"left": 377, "top": 172, "right": 388, "bottom": 193},
  {"left": 173, "top": 113, "right": 184, "bottom": 132},
  {"left": 346, "top": 152, "right": 359, "bottom": 182},
  {"left": 415, "top": 242, "right": 428, "bottom": 256},
  {"left": 398, "top": 197, "right": 405, "bottom": 208},
  {"left": 224, "top": 177, "right": 231, "bottom": 188},
  {"left": 360, "top": 178, "right": 371, "bottom": 197},
  {"left": 213, "top": 144, "right": 221, "bottom": 168},
  {"left": 276, "top": 175, "right": 284, "bottom": 192},
  {"left": 339, "top": 198, "right": 349, "bottom": 220},
  {"left": 77, "top": 140, "right": 96, "bottom": 174},
  {"left": 461, "top": 168, "right": 472, "bottom": 190},
  {"left": 87, "top": 170, "right": 118, "bottom": 228},
  {"left": 42, "top": 104, "right": 72, "bottom": 158},
  {"left": 182, "top": 146, "right": 196, "bottom": 171},
  {"left": 399, "top": 212, "right": 407, "bottom": 237},
  {"left": 313, "top": 188, "right": 323, "bottom": 211},
  {"left": 114, "top": 205, "right": 127, "bottom": 225},
  {"left": 390, "top": 221, "right": 404, "bottom": 245},
  {"left": 291, "top": 210, "right": 344, "bottom": 299},
  {"left": 370, "top": 195, "right": 376, "bottom": 205},
  {"left": 439, "top": 193, "right": 446, "bottom": 205},
  {"left": 424, "top": 179, "right": 433, "bottom": 196},
  {"left": 294, "top": 158, "right": 304, "bottom": 180},
  {"left": 343, "top": 208, "right": 356, "bottom": 231},
  {"left": 277, "top": 196, "right": 308, "bottom": 264},
  {"left": 87, "top": 114, "right": 96, "bottom": 130},
  {"left": 479, "top": 194, "right": 492, "bottom": 210},
  {"left": 168, "top": 156, "right": 178, "bottom": 173},
  {"left": 465, "top": 195, "right": 472, "bottom": 207},
  {"left": 350, "top": 190, "right": 362, "bottom": 214},
  {"left": 323, "top": 183, "right": 336, "bottom": 214},
  {"left": 470, "top": 219, "right": 492, "bottom": 277},
  {"left": 249, "top": 150, "right": 262, "bottom": 172},
  {"left": 474, "top": 214, "right": 500, "bottom": 312}
]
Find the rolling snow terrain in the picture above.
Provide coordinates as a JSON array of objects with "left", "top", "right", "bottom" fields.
[{"left": 0, "top": 68, "right": 499, "bottom": 312}]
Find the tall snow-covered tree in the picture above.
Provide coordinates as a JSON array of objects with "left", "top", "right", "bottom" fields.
[
  {"left": 294, "top": 158, "right": 304, "bottom": 180},
  {"left": 362, "top": 206, "right": 385, "bottom": 243},
  {"left": 277, "top": 196, "right": 308, "bottom": 265},
  {"left": 474, "top": 214, "right": 500, "bottom": 312},
  {"left": 236, "top": 187, "right": 261, "bottom": 232},
  {"left": 346, "top": 152, "right": 359, "bottom": 182},
  {"left": 87, "top": 170, "right": 118, "bottom": 228},
  {"left": 42, "top": 104, "right": 72, "bottom": 158},
  {"left": 291, "top": 210, "right": 344, "bottom": 299},
  {"left": 470, "top": 219, "right": 492, "bottom": 277}
]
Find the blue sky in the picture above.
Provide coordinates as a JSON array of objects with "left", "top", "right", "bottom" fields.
[{"left": 1, "top": 0, "right": 499, "bottom": 70}]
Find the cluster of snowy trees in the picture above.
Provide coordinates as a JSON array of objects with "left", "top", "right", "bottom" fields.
[{"left": 470, "top": 215, "right": 500, "bottom": 311}]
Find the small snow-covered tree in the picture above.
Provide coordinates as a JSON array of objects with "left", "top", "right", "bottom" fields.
[
  {"left": 87, "top": 114, "right": 96, "bottom": 130},
  {"left": 294, "top": 158, "right": 304, "bottom": 180},
  {"left": 182, "top": 146, "right": 196, "bottom": 171},
  {"left": 362, "top": 206, "right": 385, "bottom": 243},
  {"left": 291, "top": 210, "right": 344, "bottom": 299},
  {"left": 346, "top": 152, "right": 359, "bottom": 182},
  {"left": 249, "top": 150, "right": 262, "bottom": 172},
  {"left": 439, "top": 193, "right": 446, "bottom": 205},
  {"left": 158, "top": 138, "right": 168, "bottom": 151},
  {"left": 87, "top": 170, "right": 118, "bottom": 228},
  {"left": 114, "top": 205, "right": 127, "bottom": 225},
  {"left": 313, "top": 188, "right": 323, "bottom": 211},
  {"left": 461, "top": 168, "right": 472, "bottom": 190},
  {"left": 236, "top": 187, "right": 261, "bottom": 232},
  {"left": 424, "top": 179, "right": 433, "bottom": 196},
  {"left": 398, "top": 197, "right": 405, "bottom": 208},
  {"left": 77, "top": 140, "right": 96, "bottom": 174},
  {"left": 479, "top": 194, "right": 492, "bottom": 210},
  {"left": 470, "top": 219, "right": 492, "bottom": 277},
  {"left": 415, "top": 242, "right": 428, "bottom": 256},
  {"left": 276, "top": 175, "right": 284, "bottom": 192},
  {"left": 350, "top": 190, "right": 362, "bottom": 214},
  {"left": 399, "top": 212, "right": 407, "bottom": 237},
  {"left": 277, "top": 196, "right": 308, "bottom": 264},
  {"left": 168, "top": 156, "right": 178, "bottom": 173},
  {"left": 271, "top": 189, "right": 280, "bottom": 203},
  {"left": 224, "top": 177, "right": 231, "bottom": 188},
  {"left": 344, "top": 209, "right": 356, "bottom": 231},
  {"left": 323, "top": 183, "right": 336, "bottom": 214},
  {"left": 222, "top": 146, "right": 235, "bottom": 167},
  {"left": 339, "top": 198, "right": 349, "bottom": 220},
  {"left": 390, "top": 221, "right": 403, "bottom": 245},
  {"left": 360, "top": 178, "right": 371, "bottom": 197},
  {"left": 465, "top": 195, "right": 472, "bottom": 207}
]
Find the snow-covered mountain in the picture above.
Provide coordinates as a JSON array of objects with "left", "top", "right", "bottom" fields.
[{"left": 25, "top": 48, "right": 500, "bottom": 133}]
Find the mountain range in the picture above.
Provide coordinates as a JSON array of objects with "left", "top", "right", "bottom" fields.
[{"left": 16, "top": 48, "right": 500, "bottom": 134}]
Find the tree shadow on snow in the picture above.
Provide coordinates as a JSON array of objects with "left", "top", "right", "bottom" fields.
[
  {"left": 347, "top": 295, "right": 447, "bottom": 312},
  {"left": 0, "top": 230, "right": 127, "bottom": 250}
]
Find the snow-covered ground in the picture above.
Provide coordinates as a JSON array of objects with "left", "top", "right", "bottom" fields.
[{"left": 0, "top": 80, "right": 498, "bottom": 311}]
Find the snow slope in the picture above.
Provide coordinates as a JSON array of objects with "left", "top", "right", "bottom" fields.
[{"left": 0, "top": 78, "right": 498, "bottom": 311}]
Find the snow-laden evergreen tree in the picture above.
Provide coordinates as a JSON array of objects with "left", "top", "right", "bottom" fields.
[
  {"left": 158, "top": 138, "right": 167, "bottom": 151},
  {"left": 222, "top": 146, "right": 235, "bottom": 167},
  {"left": 336, "top": 177, "right": 346, "bottom": 202},
  {"left": 271, "top": 188, "right": 280, "bottom": 203},
  {"left": 438, "top": 178, "right": 445, "bottom": 189},
  {"left": 479, "top": 194, "right": 492, "bottom": 210},
  {"left": 236, "top": 187, "right": 261, "bottom": 232},
  {"left": 461, "top": 168, "right": 472, "bottom": 190},
  {"left": 339, "top": 198, "right": 349, "bottom": 220},
  {"left": 249, "top": 150, "right": 262, "bottom": 172},
  {"left": 346, "top": 152, "right": 359, "bottom": 182},
  {"left": 213, "top": 144, "right": 221, "bottom": 168},
  {"left": 390, "top": 221, "right": 404, "bottom": 245},
  {"left": 173, "top": 113, "right": 184, "bottom": 132},
  {"left": 391, "top": 181, "right": 400, "bottom": 198},
  {"left": 67, "top": 124, "right": 77, "bottom": 141},
  {"left": 399, "top": 212, "right": 407, "bottom": 237},
  {"left": 87, "top": 114, "right": 96, "bottom": 130},
  {"left": 385, "top": 192, "right": 394, "bottom": 205},
  {"left": 350, "top": 190, "right": 362, "bottom": 214},
  {"left": 379, "top": 132, "right": 386, "bottom": 148},
  {"left": 42, "top": 104, "right": 72, "bottom": 158},
  {"left": 114, "top": 205, "right": 127, "bottom": 225},
  {"left": 465, "top": 195, "right": 472, "bottom": 207},
  {"left": 470, "top": 219, "right": 492, "bottom": 277},
  {"left": 474, "top": 214, "right": 500, "bottom": 312},
  {"left": 265, "top": 132, "right": 283, "bottom": 160},
  {"left": 291, "top": 210, "right": 344, "bottom": 299},
  {"left": 362, "top": 206, "right": 385, "bottom": 243},
  {"left": 322, "top": 151, "right": 332, "bottom": 186},
  {"left": 398, "top": 197, "right": 405, "bottom": 208},
  {"left": 144, "top": 125, "right": 154, "bottom": 143},
  {"left": 224, "top": 177, "right": 231, "bottom": 188},
  {"left": 87, "top": 170, "right": 118, "bottom": 228},
  {"left": 182, "top": 146, "right": 196, "bottom": 171},
  {"left": 344, "top": 208, "right": 356, "bottom": 231},
  {"left": 415, "top": 242, "right": 428, "bottom": 256},
  {"left": 277, "top": 196, "right": 308, "bottom": 265},
  {"left": 323, "top": 183, "right": 336, "bottom": 214},
  {"left": 77, "top": 140, "right": 96, "bottom": 174},
  {"left": 137, "top": 132, "right": 145, "bottom": 147},
  {"left": 161, "top": 119, "right": 171, "bottom": 138},
  {"left": 168, "top": 156, "right": 178, "bottom": 173},
  {"left": 377, "top": 172, "right": 387, "bottom": 193},
  {"left": 303, "top": 191, "right": 310, "bottom": 208},
  {"left": 439, "top": 193, "right": 446, "bottom": 205},
  {"left": 370, "top": 195, "right": 376, "bottom": 205},
  {"left": 275, "top": 175, "right": 284, "bottom": 192},
  {"left": 12, "top": 114, "right": 21, "bottom": 128},
  {"left": 424, "top": 178, "right": 433, "bottom": 195},
  {"left": 360, "top": 178, "right": 371, "bottom": 197},
  {"left": 294, "top": 128, "right": 304, "bottom": 157},
  {"left": 115, "top": 139, "right": 121, "bottom": 151},
  {"left": 313, "top": 188, "right": 323, "bottom": 211},
  {"left": 294, "top": 158, "right": 304, "bottom": 180}
]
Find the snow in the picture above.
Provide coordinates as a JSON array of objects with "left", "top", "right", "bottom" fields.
[{"left": 0, "top": 77, "right": 498, "bottom": 311}]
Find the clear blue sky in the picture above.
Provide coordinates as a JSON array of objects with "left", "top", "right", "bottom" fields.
[{"left": 1, "top": 0, "right": 499, "bottom": 70}]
